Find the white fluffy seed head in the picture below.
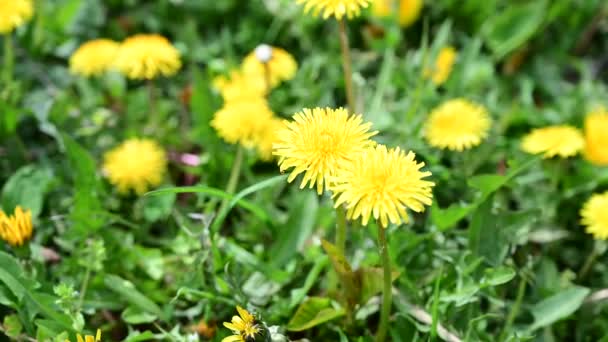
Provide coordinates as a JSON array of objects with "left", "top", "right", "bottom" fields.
[{"left": 254, "top": 44, "right": 273, "bottom": 63}]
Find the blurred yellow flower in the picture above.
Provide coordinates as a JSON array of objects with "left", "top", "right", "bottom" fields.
[
  {"left": 114, "top": 34, "right": 181, "bottom": 80},
  {"left": 69, "top": 39, "right": 120, "bottom": 77},
  {"left": 274, "top": 107, "right": 377, "bottom": 194},
  {"left": 213, "top": 70, "right": 267, "bottom": 103},
  {"left": 372, "top": 0, "right": 423, "bottom": 27},
  {"left": 0, "top": 0, "right": 33, "bottom": 34},
  {"left": 222, "top": 306, "right": 260, "bottom": 342},
  {"left": 425, "top": 46, "right": 457, "bottom": 85},
  {"left": 584, "top": 107, "right": 608, "bottom": 166},
  {"left": 103, "top": 138, "right": 167, "bottom": 195},
  {"left": 424, "top": 99, "right": 491, "bottom": 151},
  {"left": 0, "top": 206, "right": 33, "bottom": 247},
  {"left": 242, "top": 45, "right": 298, "bottom": 88},
  {"left": 64, "top": 329, "right": 101, "bottom": 342},
  {"left": 256, "top": 117, "right": 286, "bottom": 161},
  {"left": 297, "top": 0, "right": 373, "bottom": 20},
  {"left": 581, "top": 192, "right": 608, "bottom": 240},
  {"left": 332, "top": 145, "right": 434, "bottom": 227},
  {"left": 211, "top": 98, "right": 275, "bottom": 148},
  {"left": 521, "top": 125, "right": 584, "bottom": 158}
]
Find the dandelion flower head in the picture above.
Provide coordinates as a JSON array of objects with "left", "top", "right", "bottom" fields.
[
  {"left": 584, "top": 106, "right": 608, "bottom": 166},
  {"left": 581, "top": 192, "right": 608, "bottom": 240},
  {"left": 114, "top": 34, "right": 181, "bottom": 80},
  {"left": 332, "top": 145, "right": 434, "bottom": 227},
  {"left": 372, "top": 0, "right": 423, "bottom": 27},
  {"left": 103, "top": 138, "right": 167, "bottom": 195},
  {"left": 213, "top": 69, "right": 267, "bottom": 103},
  {"left": 222, "top": 306, "right": 260, "bottom": 342},
  {"left": 256, "top": 117, "right": 286, "bottom": 161},
  {"left": 69, "top": 39, "right": 120, "bottom": 77},
  {"left": 424, "top": 99, "right": 491, "bottom": 151},
  {"left": 211, "top": 99, "right": 275, "bottom": 148},
  {"left": 425, "top": 46, "right": 457, "bottom": 86},
  {"left": 64, "top": 329, "right": 101, "bottom": 342},
  {"left": 0, "top": 0, "right": 33, "bottom": 34},
  {"left": 0, "top": 206, "right": 33, "bottom": 247},
  {"left": 521, "top": 125, "right": 584, "bottom": 158},
  {"left": 273, "top": 107, "right": 377, "bottom": 194},
  {"left": 242, "top": 45, "right": 298, "bottom": 87},
  {"left": 297, "top": 0, "right": 373, "bottom": 20}
]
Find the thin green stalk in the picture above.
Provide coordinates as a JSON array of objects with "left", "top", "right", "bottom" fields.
[
  {"left": 215, "top": 146, "right": 244, "bottom": 222},
  {"left": 77, "top": 266, "right": 92, "bottom": 311},
  {"left": 499, "top": 275, "right": 526, "bottom": 342},
  {"left": 3, "top": 35, "right": 14, "bottom": 86},
  {"left": 335, "top": 205, "right": 347, "bottom": 256},
  {"left": 338, "top": 19, "right": 355, "bottom": 114},
  {"left": 579, "top": 242, "right": 599, "bottom": 280},
  {"left": 376, "top": 226, "right": 392, "bottom": 342}
]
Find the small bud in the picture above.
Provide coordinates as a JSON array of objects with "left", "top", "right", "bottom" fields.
[{"left": 254, "top": 44, "right": 273, "bottom": 63}]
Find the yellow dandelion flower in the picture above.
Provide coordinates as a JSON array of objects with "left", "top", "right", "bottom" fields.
[
  {"left": 273, "top": 107, "right": 377, "bottom": 194},
  {"left": 331, "top": 145, "right": 434, "bottom": 227},
  {"left": 581, "top": 192, "right": 608, "bottom": 240},
  {"left": 64, "top": 329, "right": 101, "bottom": 342},
  {"left": 521, "top": 125, "right": 584, "bottom": 158},
  {"left": 211, "top": 98, "right": 275, "bottom": 148},
  {"left": 0, "top": 206, "right": 33, "bottom": 247},
  {"left": 584, "top": 107, "right": 608, "bottom": 166},
  {"left": 424, "top": 99, "right": 491, "bottom": 151},
  {"left": 69, "top": 39, "right": 120, "bottom": 77},
  {"left": 242, "top": 45, "right": 298, "bottom": 88},
  {"left": 425, "top": 46, "right": 457, "bottom": 86},
  {"left": 297, "top": 0, "right": 373, "bottom": 20},
  {"left": 103, "top": 138, "right": 167, "bottom": 195},
  {"left": 256, "top": 117, "right": 286, "bottom": 161},
  {"left": 222, "top": 306, "right": 260, "bottom": 342},
  {"left": 114, "top": 34, "right": 181, "bottom": 80},
  {"left": 372, "top": 0, "right": 423, "bottom": 27},
  {"left": 213, "top": 70, "right": 267, "bottom": 103},
  {"left": 0, "top": 0, "right": 33, "bottom": 34}
]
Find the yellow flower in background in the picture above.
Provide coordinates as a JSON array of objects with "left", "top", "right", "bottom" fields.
[
  {"left": 274, "top": 107, "right": 377, "bottom": 194},
  {"left": 211, "top": 98, "right": 275, "bottom": 148},
  {"left": 64, "top": 329, "right": 102, "bottom": 342},
  {"left": 425, "top": 46, "right": 457, "bottom": 86},
  {"left": 242, "top": 44, "right": 298, "bottom": 88},
  {"left": 103, "top": 138, "right": 167, "bottom": 195},
  {"left": 0, "top": 206, "right": 33, "bottom": 247},
  {"left": 331, "top": 145, "right": 434, "bottom": 227},
  {"left": 213, "top": 70, "right": 267, "bottom": 103},
  {"left": 372, "top": 0, "right": 423, "bottom": 27},
  {"left": 424, "top": 99, "right": 491, "bottom": 151},
  {"left": 222, "top": 306, "right": 260, "bottom": 342},
  {"left": 114, "top": 34, "right": 181, "bottom": 80},
  {"left": 584, "top": 107, "right": 608, "bottom": 166},
  {"left": 0, "top": 0, "right": 33, "bottom": 34},
  {"left": 297, "top": 0, "right": 373, "bottom": 20},
  {"left": 69, "top": 39, "right": 120, "bottom": 77},
  {"left": 581, "top": 192, "right": 608, "bottom": 240},
  {"left": 256, "top": 117, "right": 286, "bottom": 161},
  {"left": 521, "top": 125, "right": 584, "bottom": 158}
]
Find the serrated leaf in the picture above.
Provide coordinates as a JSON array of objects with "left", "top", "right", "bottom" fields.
[
  {"left": 529, "top": 286, "right": 590, "bottom": 331},
  {"left": 287, "top": 297, "right": 345, "bottom": 331}
]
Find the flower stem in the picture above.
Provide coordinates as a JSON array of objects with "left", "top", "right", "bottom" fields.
[
  {"left": 338, "top": 19, "right": 356, "bottom": 114},
  {"left": 77, "top": 266, "right": 92, "bottom": 311},
  {"left": 579, "top": 242, "right": 599, "bottom": 280},
  {"left": 335, "top": 205, "right": 347, "bottom": 256},
  {"left": 215, "top": 145, "right": 244, "bottom": 219},
  {"left": 499, "top": 274, "right": 526, "bottom": 342},
  {"left": 376, "top": 226, "right": 392, "bottom": 342},
  {"left": 3, "top": 35, "right": 14, "bottom": 86}
]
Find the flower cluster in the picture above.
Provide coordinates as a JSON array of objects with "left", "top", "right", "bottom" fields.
[
  {"left": 274, "top": 107, "right": 434, "bottom": 227},
  {"left": 69, "top": 34, "right": 181, "bottom": 79},
  {"left": 212, "top": 44, "right": 297, "bottom": 160},
  {"left": 0, "top": 206, "right": 33, "bottom": 247}
]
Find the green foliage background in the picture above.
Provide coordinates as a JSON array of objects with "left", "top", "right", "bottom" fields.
[{"left": 1, "top": 0, "right": 608, "bottom": 341}]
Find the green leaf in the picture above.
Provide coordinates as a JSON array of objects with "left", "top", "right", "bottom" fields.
[
  {"left": 321, "top": 239, "right": 359, "bottom": 308},
  {"left": 141, "top": 191, "right": 175, "bottom": 222},
  {"left": 529, "top": 286, "right": 590, "bottom": 331},
  {"left": 123, "top": 331, "right": 156, "bottom": 342},
  {"left": 481, "top": 267, "right": 516, "bottom": 287},
  {"left": 104, "top": 275, "right": 164, "bottom": 320},
  {"left": 482, "top": 1, "right": 547, "bottom": 59},
  {"left": 468, "top": 196, "right": 495, "bottom": 261},
  {"left": 1, "top": 165, "right": 53, "bottom": 217},
  {"left": 468, "top": 174, "right": 508, "bottom": 202},
  {"left": 357, "top": 267, "right": 400, "bottom": 304},
  {"left": 287, "top": 297, "right": 345, "bottom": 331},
  {"left": 430, "top": 202, "right": 473, "bottom": 231},
  {"left": 3, "top": 314, "right": 22, "bottom": 338},
  {"left": 122, "top": 307, "right": 158, "bottom": 324}
]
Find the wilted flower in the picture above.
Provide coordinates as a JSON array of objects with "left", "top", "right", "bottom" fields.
[
  {"left": 103, "top": 138, "right": 167, "bottom": 194},
  {"left": 0, "top": 206, "right": 33, "bottom": 247},
  {"left": 331, "top": 145, "right": 434, "bottom": 227},
  {"left": 424, "top": 99, "right": 491, "bottom": 151},
  {"left": 0, "top": 0, "right": 33, "bottom": 34},
  {"left": 273, "top": 107, "right": 377, "bottom": 194},
  {"left": 584, "top": 107, "right": 608, "bottom": 166},
  {"left": 297, "top": 0, "right": 373, "bottom": 20},
  {"left": 222, "top": 306, "right": 260, "bottom": 342},
  {"left": 521, "top": 125, "right": 584, "bottom": 158},
  {"left": 242, "top": 45, "right": 297, "bottom": 87},
  {"left": 581, "top": 192, "right": 608, "bottom": 240},
  {"left": 114, "top": 34, "right": 181, "bottom": 80},
  {"left": 69, "top": 39, "right": 120, "bottom": 77}
]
